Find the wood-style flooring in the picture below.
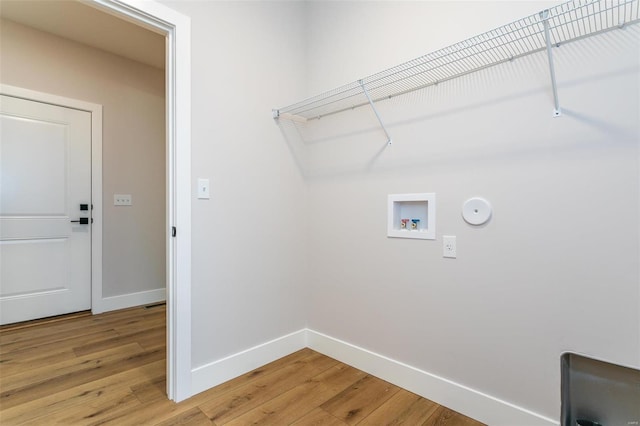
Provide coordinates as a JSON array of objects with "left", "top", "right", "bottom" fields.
[{"left": 0, "top": 304, "right": 485, "bottom": 425}]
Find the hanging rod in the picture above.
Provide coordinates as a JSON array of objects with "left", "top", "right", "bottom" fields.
[{"left": 273, "top": 0, "right": 639, "bottom": 122}]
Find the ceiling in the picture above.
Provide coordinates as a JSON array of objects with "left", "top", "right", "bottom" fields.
[{"left": 0, "top": 0, "right": 165, "bottom": 69}]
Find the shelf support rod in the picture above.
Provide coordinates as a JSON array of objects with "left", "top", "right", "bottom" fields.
[
  {"left": 359, "top": 80, "right": 392, "bottom": 145},
  {"left": 540, "top": 9, "right": 561, "bottom": 117}
]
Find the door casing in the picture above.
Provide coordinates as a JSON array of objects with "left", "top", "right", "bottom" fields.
[{"left": 85, "top": 0, "right": 193, "bottom": 403}]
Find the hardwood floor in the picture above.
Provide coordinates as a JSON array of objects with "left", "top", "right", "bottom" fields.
[{"left": 0, "top": 305, "right": 485, "bottom": 425}]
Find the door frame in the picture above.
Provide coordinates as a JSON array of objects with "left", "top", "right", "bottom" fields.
[
  {"left": 88, "top": 0, "right": 192, "bottom": 402},
  {"left": 85, "top": 0, "right": 192, "bottom": 402}
]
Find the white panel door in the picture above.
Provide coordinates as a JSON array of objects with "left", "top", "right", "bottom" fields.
[{"left": 0, "top": 95, "right": 91, "bottom": 325}]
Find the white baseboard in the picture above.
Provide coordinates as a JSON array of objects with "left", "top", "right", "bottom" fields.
[
  {"left": 190, "top": 329, "right": 307, "bottom": 397},
  {"left": 187, "top": 328, "right": 557, "bottom": 425},
  {"left": 306, "top": 329, "right": 558, "bottom": 426},
  {"left": 96, "top": 288, "right": 166, "bottom": 314}
]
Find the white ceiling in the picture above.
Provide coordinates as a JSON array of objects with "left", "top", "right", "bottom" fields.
[{"left": 0, "top": 0, "right": 165, "bottom": 69}]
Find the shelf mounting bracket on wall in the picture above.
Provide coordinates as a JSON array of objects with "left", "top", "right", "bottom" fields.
[
  {"left": 359, "top": 79, "right": 392, "bottom": 145},
  {"left": 540, "top": 9, "right": 562, "bottom": 118}
]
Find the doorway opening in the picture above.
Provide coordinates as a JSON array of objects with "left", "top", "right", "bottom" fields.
[
  {"left": 72, "top": 0, "right": 192, "bottom": 400},
  {"left": 0, "top": 0, "right": 191, "bottom": 402}
]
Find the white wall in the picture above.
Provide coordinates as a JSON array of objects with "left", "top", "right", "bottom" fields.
[
  {"left": 152, "top": 0, "right": 638, "bottom": 421},
  {"left": 0, "top": 20, "right": 166, "bottom": 304},
  {"left": 298, "top": 1, "right": 640, "bottom": 422},
  {"left": 159, "top": 0, "right": 309, "bottom": 368},
  {"left": 25, "top": 0, "right": 632, "bottom": 421}
]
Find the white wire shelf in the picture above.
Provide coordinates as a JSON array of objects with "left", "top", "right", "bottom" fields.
[{"left": 274, "top": 0, "right": 639, "bottom": 125}]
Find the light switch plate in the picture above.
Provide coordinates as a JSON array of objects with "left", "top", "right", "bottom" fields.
[
  {"left": 114, "top": 194, "right": 132, "bottom": 206},
  {"left": 197, "top": 178, "right": 210, "bottom": 199}
]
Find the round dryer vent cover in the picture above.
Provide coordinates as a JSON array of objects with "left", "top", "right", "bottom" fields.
[{"left": 462, "top": 197, "right": 492, "bottom": 226}]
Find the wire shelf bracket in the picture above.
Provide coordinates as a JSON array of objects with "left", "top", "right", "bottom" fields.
[
  {"left": 541, "top": 9, "right": 563, "bottom": 117},
  {"left": 273, "top": 0, "right": 639, "bottom": 130},
  {"left": 359, "top": 79, "right": 393, "bottom": 145}
]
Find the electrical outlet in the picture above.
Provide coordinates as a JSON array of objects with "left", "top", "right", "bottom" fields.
[
  {"left": 443, "top": 235, "right": 456, "bottom": 258},
  {"left": 114, "top": 194, "right": 132, "bottom": 206}
]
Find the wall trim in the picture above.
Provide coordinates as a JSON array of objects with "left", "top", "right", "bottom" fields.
[
  {"left": 191, "top": 329, "right": 308, "bottom": 397},
  {"left": 191, "top": 328, "right": 558, "bottom": 425},
  {"left": 306, "top": 329, "right": 558, "bottom": 426},
  {"left": 100, "top": 288, "right": 166, "bottom": 313}
]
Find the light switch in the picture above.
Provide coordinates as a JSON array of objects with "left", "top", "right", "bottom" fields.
[{"left": 197, "top": 178, "right": 210, "bottom": 199}]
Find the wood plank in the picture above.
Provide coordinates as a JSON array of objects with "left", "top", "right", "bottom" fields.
[
  {"left": 0, "top": 305, "right": 163, "bottom": 350},
  {"left": 0, "top": 348, "right": 78, "bottom": 378},
  {"left": 0, "top": 324, "right": 121, "bottom": 355},
  {"left": 156, "top": 407, "right": 213, "bottom": 426},
  {"left": 1, "top": 343, "right": 144, "bottom": 391},
  {"left": 81, "top": 396, "right": 191, "bottom": 426},
  {"left": 186, "top": 348, "right": 315, "bottom": 404},
  {"left": 358, "top": 390, "right": 439, "bottom": 425},
  {"left": 0, "top": 360, "right": 165, "bottom": 425},
  {"left": 21, "top": 390, "right": 142, "bottom": 426},
  {"left": 423, "top": 406, "right": 485, "bottom": 426},
  {"left": 320, "top": 374, "right": 401, "bottom": 425},
  {"left": 0, "top": 329, "right": 121, "bottom": 376},
  {"left": 290, "top": 407, "right": 349, "bottom": 426},
  {"left": 223, "top": 363, "right": 367, "bottom": 425},
  {"left": 79, "top": 384, "right": 226, "bottom": 426},
  {"left": 111, "top": 311, "right": 165, "bottom": 336},
  {"left": 72, "top": 325, "right": 165, "bottom": 357},
  {"left": 130, "top": 374, "right": 167, "bottom": 404},
  {"left": 0, "top": 343, "right": 164, "bottom": 409},
  {"left": 100, "top": 349, "right": 323, "bottom": 426},
  {"left": 0, "top": 307, "right": 122, "bottom": 341},
  {"left": 199, "top": 350, "right": 338, "bottom": 424},
  {"left": 0, "top": 310, "right": 91, "bottom": 332}
]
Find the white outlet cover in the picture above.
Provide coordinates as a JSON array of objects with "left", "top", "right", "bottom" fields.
[
  {"left": 443, "top": 235, "right": 456, "bottom": 258},
  {"left": 114, "top": 194, "right": 132, "bottom": 206},
  {"left": 462, "top": 197, "right": 492, "bottom": 226}
]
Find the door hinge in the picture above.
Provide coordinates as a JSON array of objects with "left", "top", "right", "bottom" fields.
[{"left": 172, "top": 226, "right": 177, "bottom": 237}]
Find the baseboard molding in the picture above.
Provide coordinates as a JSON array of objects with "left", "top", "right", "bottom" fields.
[
  {"left": 306, "top": 329, "right": 558, "bottom": 426},
  {"left": 187, "top": 328, "right": 557, "bottom": 425},
  {"left": 97, "top": 288, "right": 166, "bottom": 314},
  {"left": 190, "top": 329, "right": 307, "bottom": 397}
]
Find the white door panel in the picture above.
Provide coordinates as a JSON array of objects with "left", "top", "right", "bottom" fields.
[
  {"left": 0, "top": 217, "right": 71, "bottom": 240},
  {"left": 1, "top": 239, "right": 68, "bottom": 296},
  {"left": 0, "top": 95, "right": 91, "bottom": 324},
  {"left": 0, "top": 116, "right": 68, "bottom": 215}
]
